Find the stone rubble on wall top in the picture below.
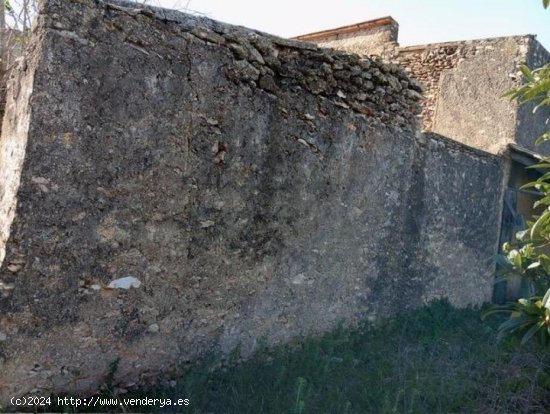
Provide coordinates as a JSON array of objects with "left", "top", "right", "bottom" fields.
[{"left": 55, "top": 0, "right": 422, "bottom": 130}]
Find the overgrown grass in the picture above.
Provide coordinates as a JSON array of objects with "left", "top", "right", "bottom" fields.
[{"left": 53, "top": 300, "right": 550, "bottom": 413}]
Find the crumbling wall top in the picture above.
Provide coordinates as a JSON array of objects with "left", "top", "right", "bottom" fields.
[{"left": 39, "top": 0, "right": 420, "bottom": 130}]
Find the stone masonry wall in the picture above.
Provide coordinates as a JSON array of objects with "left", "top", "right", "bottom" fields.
[
  {"left": 393, "top": 37, "right": 531, "bottom": 142},
  {"left": 417, "top": 133, "right": 504, "bottom": 305},
  {"left": 416, "top": 37, "right": 534, "bottom": 154},
  {"left": 0, "top": 0, "right": 503, "bottom": 402},
  {"left": 298, "top": 25, "right": 550, "bottom": 155}
]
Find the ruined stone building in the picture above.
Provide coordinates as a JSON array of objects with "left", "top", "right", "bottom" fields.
[
  {"left": 0, "top": 0, "right": 548, "bottom": 402},
  {"left": 297, "top": 17, "right": 550, "bottom": 302},
  {"left": 296, "top": 17, "right": 550, "bottom": 152}
]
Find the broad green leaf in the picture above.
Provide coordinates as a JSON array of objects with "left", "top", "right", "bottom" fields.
[
  {"left": 515, "top": 230, "right": 529, "bottom": 241},
  {"left": 530, "top": 210, "right": 550, "bottom": 240},
  {"left": 536, "top": 171, "right": 550, "bottom": 182},
  {"left": 534, "top": 196, "right": 550, "bottom": 208},
  {"left": 522, "top": 244, "right": 534, "bottom": 256},
  {"left": 497, "top": 317, "right": 536, "bottom": 340},
  {"left": 482, "top": 305, "right": 521, "bottom": 319},
  {"left": 514, "top": 253, "right": 522, "bottom": 269},
  {"left": 527, "top": 162, "right": 550, "bottom": 170},
  {"left": 521, "top": 321, "right": 545, "bottom": 345},
  {"left": 520, "top": 65, "right": 535, "bottom": 82},
  {"left": 527, "top": 261, "right": 541, "bottom": 269},
  {"left": 520, "top": 181, "right": 545, "bottom": 190},
  {"left": 534, "top": 97, "right": 550, "bottom": 112},
  {"left": 535, "top": 132, "right": 550, "bottom": 146}
]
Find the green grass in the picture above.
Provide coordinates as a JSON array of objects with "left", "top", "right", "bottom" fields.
[{"left": 54, "top": 300, "right": 550, "bottom": 414}]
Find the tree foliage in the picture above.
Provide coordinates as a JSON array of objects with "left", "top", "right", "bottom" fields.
[{"left": 503, "top": 64, "right": 550, "bottom": 145}]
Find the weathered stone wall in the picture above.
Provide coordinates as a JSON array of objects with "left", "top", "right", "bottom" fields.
[
  {"left": 393, "top": 37, "right": 534, "bottom": 147},
  {"left": 0, "top": 0, "right": 504, "bottom": 402},
  {"left": 416, "top": 133, "right": 504, "bottom": 306},
  {"left": 298, "top": 23, "right": 550, "bottom": 155},
  {"left": 406, "top": 37, "right": 531, "bottom": 154},
  {"left": 295, "top": 18, "right": 399, "bottom": 57}
]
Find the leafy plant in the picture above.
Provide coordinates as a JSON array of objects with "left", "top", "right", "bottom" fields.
[
  {"left": 483, "top": 291, "right": 550, "bottom": 345},
  {"left": 502, "top": 64, "right": 550, "bottom": 146}
]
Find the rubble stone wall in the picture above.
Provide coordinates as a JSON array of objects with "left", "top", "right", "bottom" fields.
[
  {"left": 393, "top": 37, "right": 532, "bottom": 147},
  {"left": 402, "top": 37, "right": 531, "bottom": 154},
  {"left": 0, "top": 0, "right": 504, "bottom": 402},
  {"left": 298, "top": 24, "right": 550, "bottom": 154}
]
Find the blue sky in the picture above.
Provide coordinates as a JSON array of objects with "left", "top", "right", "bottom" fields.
[{"left": 154, "top": 0, "right": 550, "bottom": 51}]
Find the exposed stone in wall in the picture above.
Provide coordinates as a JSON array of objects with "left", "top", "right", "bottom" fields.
[
  {"left": 393, "top": 37, "right": 530, "bottom": 140},
  {"left": 0, "top": 0, "right": 503, "bottom": 402},
  {"left": 416, "top": 133, "right": 504, "bottom": 306},
  {"left": 397, "top": 37, "right": 529, "bottom": 153},
  {"left": 297, "top": 21, "right": 550, "bottom": 155},
  {"left": 394, "top": 45, "right": 460, "bottom": 132}
]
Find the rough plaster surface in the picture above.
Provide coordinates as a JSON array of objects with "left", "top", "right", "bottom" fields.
[
  {"left": 0, "top": 0, "right": 503, "bottom": 402},
  {"left": 393, "top": 37, "right": 533, "bottom": 139},
  {"left": 418, "top": 133, "right": 504, "bottom": 305},
  {"left": 313, "top": 22, "right": 399, "bottom": 57},
  {"left": 430, "top": 37, "right": 529, "bottom": 154}
]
